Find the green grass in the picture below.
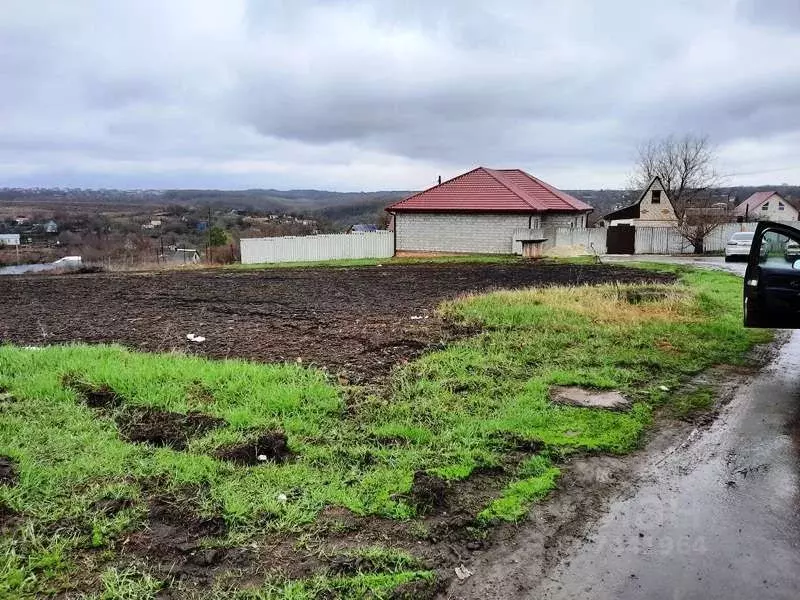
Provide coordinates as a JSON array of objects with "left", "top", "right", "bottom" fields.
[
  {"left": 0, "top": 265, "right": 772, "bottom": 597},
  {"left": 229, "top": 254, "right": 521, "bottom": 270},
  {"left": 82, "top": 553, "right": 435, "bottom": 600},
  {"left": 671, "top": 385, "right": 716, "bottom": 419},
  {"left": 477, "top": 456, "right": 560, "bottom": 523},
  {"left": 228, "top": 570, "right": 436, "bottom": 600}
]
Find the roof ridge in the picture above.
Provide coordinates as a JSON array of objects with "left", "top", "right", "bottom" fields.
[
  {"left": 737, "top": 191, "right": 785, "bottom": 215},
  {"left": 637, "top": 176, "right": 674, "bottom": 206},
  {"left": 482, "top": 168, "right": 541, "bottom": 210},
  {"left": 519, "top": 170, "right": 587, "bottom": 210},
  {"left": 385, "top": 166, "right": 485, "bottom": 211},
  {"left": 385, "top": 167, "right": 592, "bottom": 213}
]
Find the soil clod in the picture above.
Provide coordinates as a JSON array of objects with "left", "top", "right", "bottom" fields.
[
  {"left": 389, "top": 577, "right": 443, "bottom": 600},
  {"left": 116, "top": 407, "right": 226, "bottom": 449},
  {"left": 68, "top": 379, "right": 122, "bottom": 409},
  {"left": 188, "top": 548, "right": 226, "bottom": 567},
  {"left": 0, "top": 456, "right": 18, "bottom": 486},
  {"left": 91, "top": 497, "right": 135, "bottom": 516},
  {"left": 0, "top": 501, "right": 20, "bottom": 531},
  {"left": 408, "top": 471, "right": 449, "bottom": 513},
  {"left": 215, "top": 431, "right": 292, "bottom": 466},
  {"left": 498, "top": 434, "right": 544, "bottom": 454},
  {"left": 327, "top": 554, "right": 380, "bottom": 576},
  {"left": 131, "top": 493, "right": 227, "bottom": 558}
]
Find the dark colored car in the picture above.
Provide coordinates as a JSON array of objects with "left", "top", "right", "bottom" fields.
[{"left": 744, "top": 221, "right": 800, "bottom": 328}]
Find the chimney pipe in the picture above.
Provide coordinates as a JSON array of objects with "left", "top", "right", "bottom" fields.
[{"left": 438, "top": 175, "right": 442, "bottom": 185}]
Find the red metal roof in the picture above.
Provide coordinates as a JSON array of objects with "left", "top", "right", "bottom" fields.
[{"left": 387, "top": 167, "right": 592, "bottom": 213}]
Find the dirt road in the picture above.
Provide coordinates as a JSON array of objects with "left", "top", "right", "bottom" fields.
[{"left": 450, "top": 333, "right": 800, "bottom": 600}]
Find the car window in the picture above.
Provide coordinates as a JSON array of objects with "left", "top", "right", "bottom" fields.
[
  {"left": 758, "top": 230, "right": 800, "bottom": 269},
  {"left": 731, "top": 233, "right": 754, "bottom": 241}
]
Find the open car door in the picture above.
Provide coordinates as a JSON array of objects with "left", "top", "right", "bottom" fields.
[{"left": 744, "top": 221, "right": 800, "bottom": 328}]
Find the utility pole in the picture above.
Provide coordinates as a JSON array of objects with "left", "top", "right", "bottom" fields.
[{"left": 207, "top": 205, "right": 213, "bottom": 264}]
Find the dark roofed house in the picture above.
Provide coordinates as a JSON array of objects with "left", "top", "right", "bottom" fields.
[
  {"left": 385, "top": 167, "right": 591, "bottom": 254},
  {"left": 349, "top": 224, "right": 378, "bottom": 233}
]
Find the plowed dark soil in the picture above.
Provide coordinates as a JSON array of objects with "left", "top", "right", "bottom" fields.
[
  {"left": 0, "top": 262, "right": 672, "bottom": 380},
  {"left": 214, "top": 431, "right": 292, "bottom": 465},
  {"left": 0, "top": 456, "right": 17, "bottom": 486},
  {"left": 115, "top": 407, "right": 226, "bottom": 449}
]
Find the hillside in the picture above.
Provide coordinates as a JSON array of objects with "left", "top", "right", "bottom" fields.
[{"left": 2, "top": 185, "right": 799, "bottom": 230}]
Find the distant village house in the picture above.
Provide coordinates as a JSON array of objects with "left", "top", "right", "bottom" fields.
[
  {"left": 599, "top": 177, "right": 678, "bottom": 228},
  {"left": 348, "top": 224, "right": 378, "bottom": 233},
  {"left": 141, "top": 219, "right": 163, "bottom": 230},
  {"left": 162, "top": 248, "right": 200, "bottom": 264},
  {"left": 734, "top": 191, "right": 799, "bottom": 222}
]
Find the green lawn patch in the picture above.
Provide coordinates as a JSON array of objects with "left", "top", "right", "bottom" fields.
[{"left": 0, "top": 265, "right": 771, "bottom": 597}]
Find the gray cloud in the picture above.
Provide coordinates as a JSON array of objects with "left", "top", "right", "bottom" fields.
[
  {"left": 0, "top": 0, "right": 799, "bottom": 189},
  {"left": 737, "top": 0, "right": 800, "bottom": 29}
]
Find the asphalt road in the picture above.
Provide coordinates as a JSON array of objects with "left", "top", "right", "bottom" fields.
[
  {"left": 603, "top": 254, "right": 747, "bottom": 276},
  {"left": 537, "top": 259, "right": 800, "bottom": 599},
  {"left": 533, "top": 331, "right": 800, "bottom": 599}
]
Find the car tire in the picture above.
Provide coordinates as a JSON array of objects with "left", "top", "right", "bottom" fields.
[{"left": 724, "top": 256, "right": 732, "bottom": 263}]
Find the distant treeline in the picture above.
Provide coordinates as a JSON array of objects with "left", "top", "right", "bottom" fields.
[{"left": 2, "top": 185, "right": 799, "bottom": 229}]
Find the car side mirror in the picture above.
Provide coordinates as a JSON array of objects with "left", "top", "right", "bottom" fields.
[{"left": 793, "top": 259, "right": 800, "bottom": 270}]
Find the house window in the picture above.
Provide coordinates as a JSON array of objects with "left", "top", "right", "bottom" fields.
[
  {"left": 779, "top": 202, "right": 785, "bottom": 211},
  {"left": 762, "top": 202, "right": 769, "bottom": 211},
  {"left": 651, "top": 190, "right": 661, "bottom": 204}
]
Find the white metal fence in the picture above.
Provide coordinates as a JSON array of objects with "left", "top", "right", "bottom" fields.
[
  {"left": 633, "top": 223, "right": 759, "bottom": 254},
  {"left": 510, "top": 223, "right": 769, "bottom": 256},
  {"left": 240, "top": 232, "right": 394, "bottom": 264},
  {"left": 240, "top": 222, "right": 786, "bottom": 263}
]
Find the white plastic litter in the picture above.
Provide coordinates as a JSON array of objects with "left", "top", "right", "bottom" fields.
[
  {"left": 186, "top": 333, "right": 206, "bottom": 343},
  {"left": 659, "top": 385, "right": 670, "bottom": 392},
  {"left": 257, "top": 454, "right": 268, "bottom": 462},
  {"left": 410, "top": 315, "right": 423, "bottom": 320},
  {"left": 276, "top": 493, "right": 288, "bottom": 503},
  {"left": 455, "top": 564, "right": 473, "bottom": 581}
]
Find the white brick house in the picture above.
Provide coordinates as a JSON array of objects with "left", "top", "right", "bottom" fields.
[{"left": 386, "top": 167, "right": 592, "bottom": 254}]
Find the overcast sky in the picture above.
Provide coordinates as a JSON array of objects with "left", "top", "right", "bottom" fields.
[{"left": 1, "top": 0, "right": 799, "bottom": 191}]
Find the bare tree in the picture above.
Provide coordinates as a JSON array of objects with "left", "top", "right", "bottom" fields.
[{"left": 631, "top": 134, "right": 727, "bottom": 253}]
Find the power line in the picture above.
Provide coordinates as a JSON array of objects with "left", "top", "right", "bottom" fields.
[{"left": 720, "top": 164, "right": 800, "bottom": 178}]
